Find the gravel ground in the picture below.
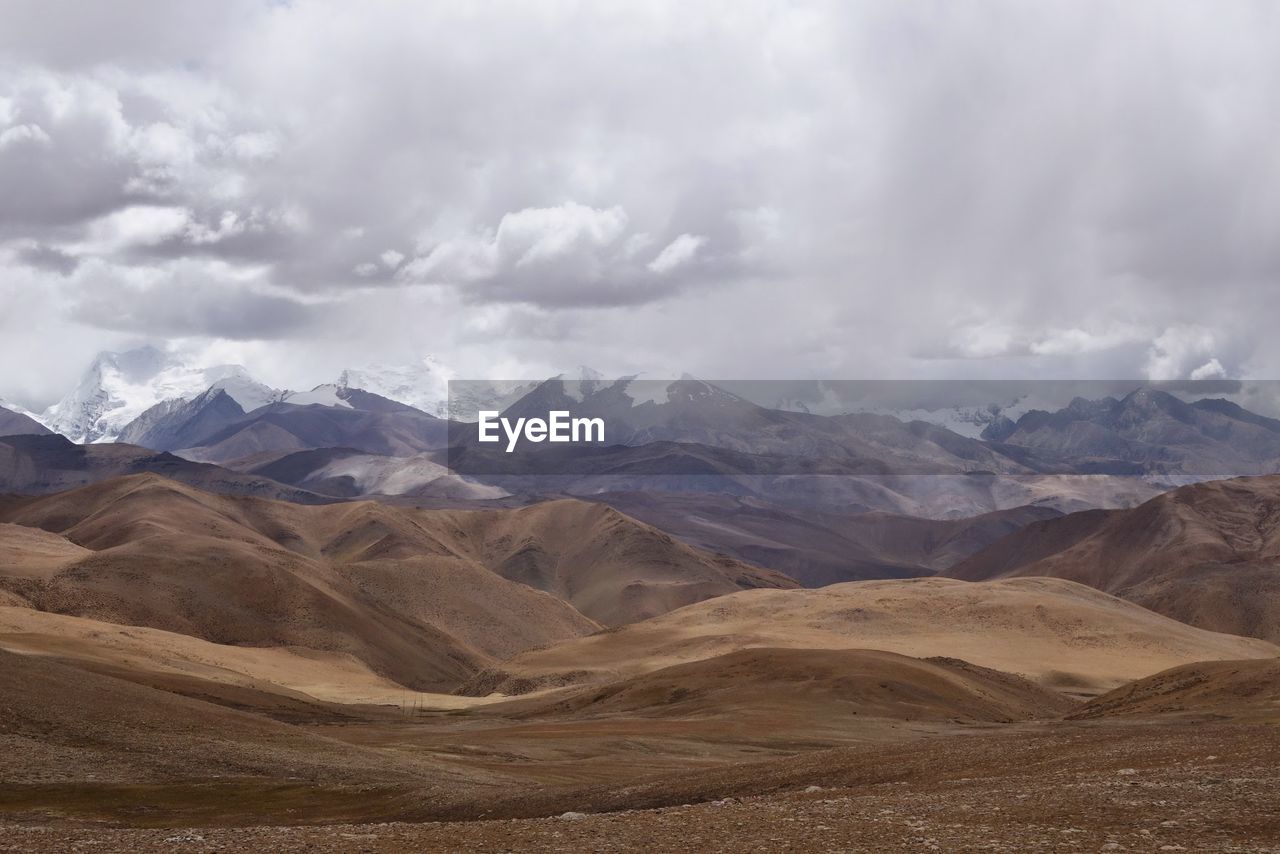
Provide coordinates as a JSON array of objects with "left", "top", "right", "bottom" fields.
[{"left": 3, "top": 722, "right": 1276, "bottom": 853}]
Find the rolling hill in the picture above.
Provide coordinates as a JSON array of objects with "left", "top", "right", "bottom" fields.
[
  {"left": 463, "top": 577, "right": 1278, "bottom": 698},
  {"left": 0, "top": 475, "right": 793, "bottom": 692},
  {"left": 435, "top": 498, "right": 797, "bottom": 625},
  {"left": 1072, "top": 658, "right": 1280, "bottom": 721},
  {"left": 0, "top": 476, "right": 596, "bottom": 690},
  {"left": 482, "top": 647, "right": 1078, "bottom": 723},
  {"left": 946, "top": 474, "right": 1280, "bottom": 642}
]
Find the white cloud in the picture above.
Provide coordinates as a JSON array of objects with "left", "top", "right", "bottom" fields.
[
  {"left": 0, "top": 123, "right": 51, "bottom": 148},
  {"left": 1027, "top": 325, "right": 1149, "bottom": 356},
  {"left": 647, "top": 233, "right": 706, "bottom": 274},
  {"left": 1145, "top": 326, "right": 1222, "bottom": 381},
  {"left": 400, "top": 202, "right": 683, "bottom": 305},
  {"left": 1190, "top": 358, "right": 1227, "bottom": 381},
  {"left": 82, "top": 205, "right": 191, "bottom": 250},
  {"left": 505, "top": 204, "right": 628, "bottom": 267}
]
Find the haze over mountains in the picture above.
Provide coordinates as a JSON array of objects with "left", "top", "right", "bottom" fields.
[
  {"left": 13, "top": 348, "right": 1280, "bottom": 473},
  {"left": 9, "top": 345, "right": 1280, "bottom": 552},
  {"left": 983, "top": 387, "right": 1280, "bottom": 475}
]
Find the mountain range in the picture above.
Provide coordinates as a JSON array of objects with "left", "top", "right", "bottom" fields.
[
  {"left": 12, "top": 348, "right": 1280, "bottom": 482},
  {"left": 983, "top": 386, "right": 1280, "bottom": 475},
  {"left": 3, "top": 349, "right": 1275, "bottom": 527},
  {"left": 16, "top": 347, "right": 593, "bottom": 445}
]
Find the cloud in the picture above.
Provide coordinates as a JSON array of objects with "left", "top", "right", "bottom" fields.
[
  {"left": 647, "top": 233, "right": 706, "bottom": 274},
  {"left": 400, "top": 202, "right": 706, "bottom": 306},
  {"left": 13, "top": 242, "right": 78, "bottom": 275},
  {"left": 3, "top": 1, "right": 1280, "bottom": 403},
  {"left": 64, "top": 258, "right": 317, "bottom": 340},
  {"left": 1190, "top": 358, "right": 1227, "bottom": 381},
  {"left": 0, "top": 122, "right": 50, "bottom": 148},
  {"left": 403, "top": 203, "right": 628, "bottom": 285},
  {"left": 1145, "top": 326, "right": 1224, "bottom": 381}
]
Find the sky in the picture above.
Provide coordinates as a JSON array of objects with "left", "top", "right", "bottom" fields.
[{"left": 2, "top": 0, "right": 1279, "bottom": 409}]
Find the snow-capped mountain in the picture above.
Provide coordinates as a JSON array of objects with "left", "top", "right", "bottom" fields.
[
  {"left": 336, "top": 356, "right": 454, "bottom": 417},
  {"left": 40, "top": 346, "right": 283, "bottom": 443},
  {"left": 283, "top": 384, "right": 355, "bottom": 408}
]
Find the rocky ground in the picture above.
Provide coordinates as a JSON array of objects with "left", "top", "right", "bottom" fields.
[{"left": 2, "top": 721, "right": 1276, "bottom": 853}]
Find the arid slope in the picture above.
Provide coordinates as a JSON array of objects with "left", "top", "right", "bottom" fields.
[
  {"left": 465, "top": 577, "right": 1278, "bottom": 697},
  {"left": 1073, "top": 657, "right": 1280, "bottom": 720},
  {"left": 948, "top": 475, "right": 1280, "bottom": 642},
  {"left": 436, "top": 498, "right": 797, "bottom": 625},
  {"left": 0, "top": 475, "right": 792, "bottom": 691},
  {"left": 0, "top": 476, "right": 598, "bottom": 689},
  {"left": 483, "top": 647, "right": 1077, "bottom": 722}
]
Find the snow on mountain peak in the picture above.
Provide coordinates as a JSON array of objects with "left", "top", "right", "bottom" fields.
[
  {"left": 40, "top": 346, "right": 281, "bottom": 443},
  {"left": 336, "top": 356, "right": 453, "bottom": 417},
  {"left": 283, "top": 383, "right": 354, "bottom": 408}
]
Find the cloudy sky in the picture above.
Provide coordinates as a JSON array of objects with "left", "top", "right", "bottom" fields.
[{"left": 1, "top": 0, "right": 1279, "bottom": 408}]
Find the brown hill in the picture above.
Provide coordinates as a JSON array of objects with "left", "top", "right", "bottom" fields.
[
  {"left": 484, "top": 647, "right": 1077, "bottom": 723},
  {"left": 0, "top": 476, "right": 789, "bottom": 691},
  {"left": 0, "top": 475, "right": 598, "bottom": 690},
  {"left": 946, "top": 475, "right": 1280, "bottom": 642},
  {"left": 435, "top": 498, "right": 797, "bottom": 625},
  {"left": 0, "top": 605, "right": 412, "bottom": 706},
  {"left": 0, "top": 648, "right": 425, "bottom": 786},
  {"left": 463, "top": 577, "right": 1278, "bottom": 698},
  {"left": 1072, "top": 658, "right": 1280, "bottom": 721}
]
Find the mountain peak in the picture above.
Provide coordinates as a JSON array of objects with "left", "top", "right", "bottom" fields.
[
  {"left": 40, "top": 346, "right": 279, "bottom": 443},
  {"left": 336, "top": 358, "right": 453, "bottom": 417}
]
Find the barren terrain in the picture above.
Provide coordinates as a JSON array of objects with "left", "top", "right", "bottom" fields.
[{"left": 2, "top": 474, "right": 1279, "bottom": 851}]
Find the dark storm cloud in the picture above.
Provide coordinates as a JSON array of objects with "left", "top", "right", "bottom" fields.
[
  {"left": 13, "top": 243, "right": 78, "bottom": 275},
  {"left": 68, "top": 268, "right": 317, "bottom": 340},
  {"left": 2, "top": 0, "right": 1280, "bottom": 400}
]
